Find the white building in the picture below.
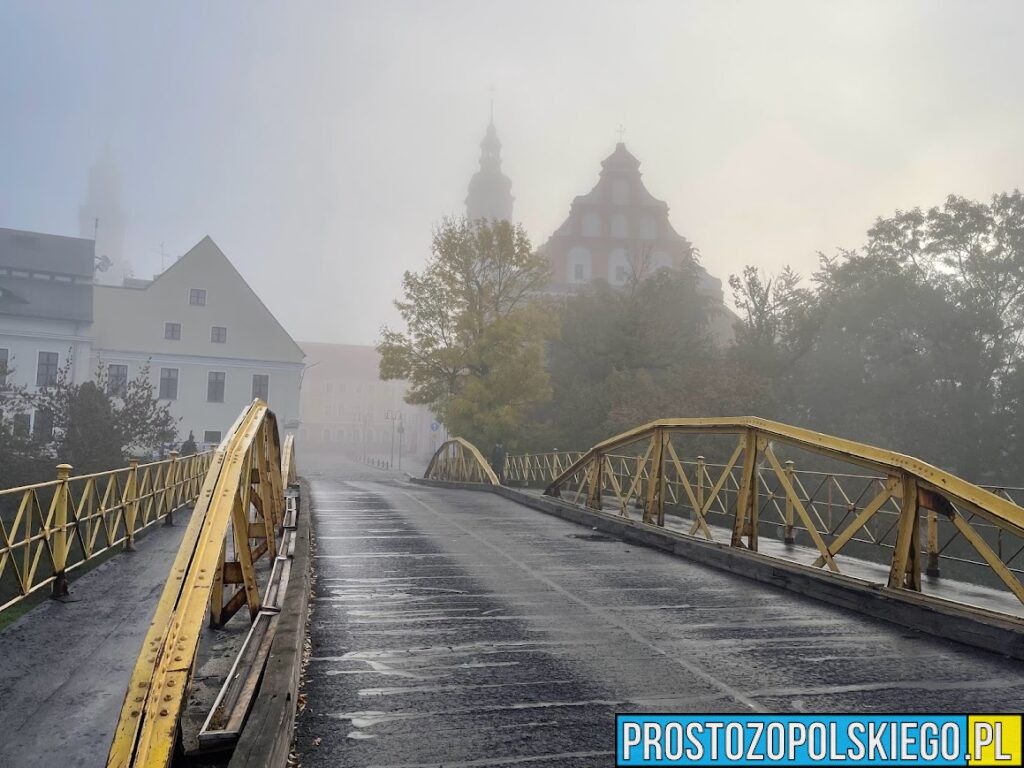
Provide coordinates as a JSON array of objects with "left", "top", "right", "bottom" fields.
[
  {"left": 0, "top": 228, "right": 96, "bottom": 435},
  {"left": 90, "top": 237, "right": 305, "bottom": 449}
]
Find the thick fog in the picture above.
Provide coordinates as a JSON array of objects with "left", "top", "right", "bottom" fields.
[{"left": 2, "top": 0, "right": 1023, "bottom": 344}]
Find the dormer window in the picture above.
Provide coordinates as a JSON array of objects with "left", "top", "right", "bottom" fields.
[{"left": 189, "top": 288, "right": 207, "bottom": 306}]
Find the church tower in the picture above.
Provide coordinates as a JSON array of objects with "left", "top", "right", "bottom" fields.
[
  {"left": 79, "top": 144, "right": 131, "bottom": 285},
  {"left": 465, "top": 114, "right": 514, "bottom": 223}
]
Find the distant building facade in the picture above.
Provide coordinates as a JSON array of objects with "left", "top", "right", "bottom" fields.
[
  {"left": 0, "top": 228, "right": 96, "bottom": 435},
  {"left": 298, "top": 342, "right": 438, "bottom": 467},
  {"left": 465, "top": 119, "right": 514, "bottom": 223},
  {"left": 539, "top": 142, "right": 723, "bottom": 300},
  {"left": 90, "top": 237, "right": 304, "bottom": 449}
]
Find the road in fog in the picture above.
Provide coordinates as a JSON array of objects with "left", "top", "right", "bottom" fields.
[{"left": 296, "top": 463, "right": 1024, "bottom": 767}]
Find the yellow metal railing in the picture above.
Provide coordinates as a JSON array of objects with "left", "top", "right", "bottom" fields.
[
  {"left": 107, "top": 400, "right": 295, "bottom": 768},
  {"left": 505, "top": 451, "right": 583, "bottom": 486},
  {"left": 425, "top": 438, "right": 500, "bottom": 485},
  {"left": 529, "top": 418, "right": 1024, "bottom": 609},
  {"left": 0, "top": 450, "right": 212, "bottom": 612}
]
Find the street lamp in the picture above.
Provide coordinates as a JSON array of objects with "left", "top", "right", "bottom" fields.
[
  {"left": 397, "top": 412, "right": 405, "bottom": 471},
  {"left": 356, "top": 409, "right": 371, "bottom": 461},
  {"left": 385, "top": 409, "right": 399, "bottom": 469}
]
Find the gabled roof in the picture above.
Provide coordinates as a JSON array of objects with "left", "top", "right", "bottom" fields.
[
  {"left": 541, "top": 142, "right": 687, "bottom": 247},
  {"left": 163, "top": 236, "right": 305, "bottom": 359},
  {"left": 95, "top": 236, "right": 304, "bottom": 362}
]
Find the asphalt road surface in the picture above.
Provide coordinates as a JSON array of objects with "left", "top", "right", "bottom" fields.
[{"left": 295, "top": 464, "right": 1024, "bottom": 768}]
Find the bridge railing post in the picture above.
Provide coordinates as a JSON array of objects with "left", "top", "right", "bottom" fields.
[
  {"left": 51, "top": 463, "right": 73, "bottom": 598},
  {"left": 888, "top": 474, "right": 921, "bottom": 591},
  {"left": 586, "top": 453, "right": 604, "bottom": 510},
  {"left": 644, "top": 429, "right": 667, "bottom": 526},
  {"left": 124, "top": 458, "right": 140, "bottom": 551},
  {"left": 696, "top": 456, "right": 705, "bottom": 525},
  {"left": 926, "top": 510, "right": 940, "bottom": 578},
  {"left": 784, "top": 460, "right": 796, "bottom": 545},
  {"left": 165, "top": 450, "right": 179, "bottom": 526},
  {"left": 731, "top": 430, "right": 759, "bottom": 550}
]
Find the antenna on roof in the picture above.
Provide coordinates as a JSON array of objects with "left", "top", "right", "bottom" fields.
[{"left": 154, "top": 241, "right": 170, "bottom": 272}]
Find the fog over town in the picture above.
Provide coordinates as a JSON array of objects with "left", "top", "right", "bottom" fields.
[
  {"left": 4, "top": 1, "right": 1024, "bottom": 345},
  {"left": 4, "top": 6, "right": 1024, "bottom": 768}
]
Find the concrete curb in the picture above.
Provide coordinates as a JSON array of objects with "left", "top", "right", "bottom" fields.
[
  {"left": 229, "top": 479, "right": 311, "bottom": 768},
  {"left": 410, "top": 477, "right": 1024, "bottom": 661}
]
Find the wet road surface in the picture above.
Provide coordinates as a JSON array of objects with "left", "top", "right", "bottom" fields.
[{"left": 295, "top": 467, "right": 1024, "bottom": 767}]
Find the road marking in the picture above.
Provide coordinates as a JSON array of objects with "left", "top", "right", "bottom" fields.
[{"left": 397, "top": 488, "right": 767, "bottom": 713}]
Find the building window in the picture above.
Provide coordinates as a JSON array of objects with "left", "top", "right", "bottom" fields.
[
  {"left": 612, "top": 179, "right": 630, "bottom": 205},
  {"left": 252, "top": 374, "right": 269, "bottom": 401},
  {"left": 159, "top": 368, "right": 179, "bottom": 400},
  {"left": 189, "top": 288, "right": 207, "bottom": 306},
  {"left": 0, "top": 347, "right": 8, "bottom": 385},
  {"left": 609, "top": 248, "right": 631, "bottom": 285},
  {"left": 203, "top": 430, "right": 222, "bottom": 445},
  {"left": 33, "top": 409, "right": 54, "bottom": 440},
  {"left": 36, "top": 351, "right": 59, "bottom": 387},
  {"left": 650, "top": 251, "right": 672, "bottom": 271},
  {"left": 567, "top": 246, "right": 592, "bottom": 283},
  {"left": 165, "top": 322, "right": 181, "bottom": 340},
  {"left": 12, "top": 412, "right": 30, "bottom": 437},
  {"left": 108, "top": 364, "right": 128, "bottom": 397},
  {"left": 582, "top": 212, "right": 601, "bottom": 237},
  {"left": 640, "top": 215, "right": 657, "bottom": 239},
  {"left": 211, "top": 326, "right": 227, "bottom": 343},
  {"left": 610, "top": 213, "right": 629, "bottom": 238},
  {"left": 207, "top": 371, "right": 225, "bottom": 402}
]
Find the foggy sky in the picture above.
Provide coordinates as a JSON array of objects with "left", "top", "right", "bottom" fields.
[{"left": 2, "top": 1, "right": 1023, "bottom": 346}]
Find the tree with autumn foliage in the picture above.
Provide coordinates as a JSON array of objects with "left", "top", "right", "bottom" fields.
[{"left": 378, "top": 218, "right": 555, "bottom": 447}]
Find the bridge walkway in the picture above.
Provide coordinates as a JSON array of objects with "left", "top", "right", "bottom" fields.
[
  {"left": 0, "top": 518, "right": 192, "bottom": 768},
  {"left": 294, "top": 462, "right": 1024, "bottom": 768}
]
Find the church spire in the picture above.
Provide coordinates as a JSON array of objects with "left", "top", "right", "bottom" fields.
[{"left": 465, "top": 103, "right": 514, "bottom": 223}]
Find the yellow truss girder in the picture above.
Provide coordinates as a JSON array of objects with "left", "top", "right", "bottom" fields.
[
  {"left": 424, "top": 437, "right": 500, "bottom": 485},
  {"left": 106, "top": 399, "right": 294, "bottom": 768}
]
